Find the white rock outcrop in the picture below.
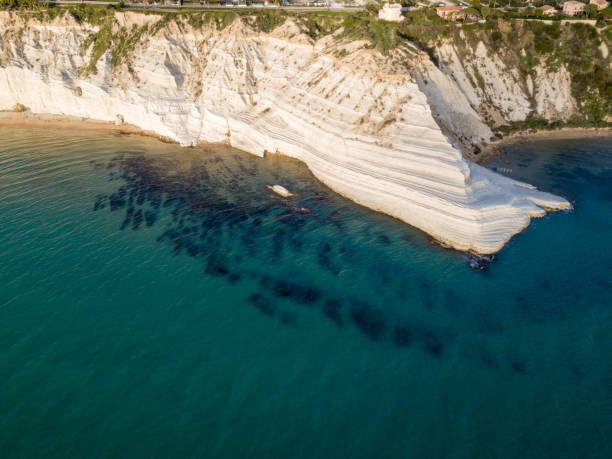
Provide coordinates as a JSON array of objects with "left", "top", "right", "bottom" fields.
[
  {"left": 0, "top": 12, "right": 571, "bottom": 254},
  {"left": 434, "top": 41, "right": 577, "bottom": 126}
]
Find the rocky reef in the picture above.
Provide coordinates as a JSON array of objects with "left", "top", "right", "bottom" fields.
[{"left": 0, "top": 10, "right": 572, "bottom": 253}]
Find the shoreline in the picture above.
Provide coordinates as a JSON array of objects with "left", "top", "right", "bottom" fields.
[
  {"left": 0, "top": 111, "right": 173, "bottom": 143},
  {"left": 0, "top": 111, "right": 241, "bottom": 150},
  {"left": 4, "top": 112, "right": 610, "bottom": 162},
  {"left": 479, "top": 127, "right": 612, "bottom": 164},
  {"left": 0, "top": 110, "right": 584, "bottom": 255}
]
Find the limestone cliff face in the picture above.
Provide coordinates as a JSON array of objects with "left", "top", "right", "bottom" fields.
[
  {"left": 413, "top": 40, "right": 576, "bottom": 154},
  {"left": 0, "top": 11, "right": 570, "bottom": 254}
]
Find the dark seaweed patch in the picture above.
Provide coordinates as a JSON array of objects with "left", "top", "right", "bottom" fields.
[
  {"left": 537, "top": 280, "right": 551, "bottom": 291},
  {"left": 120, "top": 207, "right": 134, "bottom": 230},
  {"left": 323, "top": 299, "right": 344, "bottom": 327},
  {"left": 510, "top": 359, "right": 526, "bottom": 374},
  {"left": 90, "top": 159, "right": 105, "bottom": 170},
  {"left": 249, "top": 293, "right": 275, "bottom": 316},
  {"left": 418, "top": 328, "right": 443, "bottom": 357},
  {"left": 478, "top": 349, "right": 496, "bottom": 368},
  {"left": 272, "top": 230, "right": 284, "bottom": 258},
  {"left": 515, "top": 293, "right": 562, "bottom": 324},
  {"left": 479, "top": 310, "right": 504, "bottom": 334},
  {"left": 377, "top": 234, "right": 390, "bottom": 245},
  {"left": 401, "top": 232, "right": 419, "bottom": 246},
  {"left": 93, "top": 194, "right": 107, "bottom": 211},
  {"left": 206, "top": 257, "right": 230, "bottom": 277},
  {"left": 270, "top": 279, "right": 322, "bottom": 305},
  {"left": 590, "top": 276, "right": 612, "bottom": 290},
  {"left": 132, "top": 209, "right": 143, "bottom": 230},
  {"left": 95, "top": 150, "right": 466, "bottom": 355},
  {"left": 392, "top": 325, "right": 412, "bottom": 348},
  {"left": 145, "top": 210, "right": 157, "bottom": 227},
  {"left": 279, "top": 311, "right": 298, "bottom": 325},
  {"left": 349, "top": 301, "right": 385, "bottom": 341},
  {"left": 318, "top": 243, "right": 341, "bottom": 275},
  {"left": 109, "top": 193, "right": 126, "bottom": 211}
]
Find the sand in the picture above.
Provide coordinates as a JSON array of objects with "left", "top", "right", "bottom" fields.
[
  {"left": 479, "top": 127, "right": 612, "bottom": 164},
  {"left": 0, "top": 111, "right": 159, "bottom": 138}
]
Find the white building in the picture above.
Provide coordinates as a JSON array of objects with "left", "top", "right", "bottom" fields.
[
  {"left": 378, "top": 3, "right": 404, "bottom": 22},
  {"left": 563, "top": 1, "right": 586, "bottom": 15},
  {"left": 590, "top": 0, "right": 609, "bottom": 10},
  {"left": 539, "top": 4, "right": 558, "bottom": 15}
]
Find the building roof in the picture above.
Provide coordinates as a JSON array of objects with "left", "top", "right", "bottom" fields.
[{"left": 436, "top": 5, "right": 463, "bottom": 11}]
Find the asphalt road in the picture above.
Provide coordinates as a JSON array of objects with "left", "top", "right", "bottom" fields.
[{"left": 44, "top": 1, "right": 365, "bottom": 12}]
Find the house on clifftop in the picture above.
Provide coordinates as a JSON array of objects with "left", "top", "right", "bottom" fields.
[
  {"left": 436, "top": 6, "right": 464, "bottom": 20},
  {"left": 378, "top": 3, "right": 404, "bottom": 22},
  {"left": 539, "top": 5, "right": 558, "bottom": 15},
  {"left": 563, "top": 1, "right": 586, "bottom": 15},
  {"left": 590, "top": 0, "right": 609, "bottom": 10}
]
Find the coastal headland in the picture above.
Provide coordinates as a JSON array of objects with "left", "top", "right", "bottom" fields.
[{"left": 1, "top": 5, "right": 609, "bottom": 253}]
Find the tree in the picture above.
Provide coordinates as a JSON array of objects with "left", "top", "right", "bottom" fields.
[
  {"left": 0, "top": 0, "right": 41, "bottom": 9},
  {"left": 462, "top": 1, "right": 491, "bottom": 20},
  {"left": 585, "top": 4, "right": 598, "bottom": 18},
  {"left": 365, "top": 1, "right": 381, "bottom": 16}
]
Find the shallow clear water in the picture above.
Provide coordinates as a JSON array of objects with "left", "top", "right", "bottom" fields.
[{"left": 0, "top": 128, "right": 610, "bottom": 458}]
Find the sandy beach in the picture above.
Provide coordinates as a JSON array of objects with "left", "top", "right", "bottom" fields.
[
  {"left": 3, "top": 111, "right": 610, "bottom": 166},
  {"left": 0, "top": 111, "right": 166, "bottom": 141},
  {"left": 479, "top": 127, "right": 612, "bottom": 164}
]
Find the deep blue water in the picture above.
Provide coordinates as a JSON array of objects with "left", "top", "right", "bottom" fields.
[{"left": 0, "top": 128, "right": 610, "bottom": 458}]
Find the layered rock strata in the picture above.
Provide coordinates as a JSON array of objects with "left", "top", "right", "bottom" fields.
[{"left": 0, "top": 12, "right": 571, "bottom": 253}]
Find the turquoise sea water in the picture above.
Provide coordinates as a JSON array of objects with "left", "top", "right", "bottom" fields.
[{"left": 0, "top": 127, "right": 610, "bottom": 458}]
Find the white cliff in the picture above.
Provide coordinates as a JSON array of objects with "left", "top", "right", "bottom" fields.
[
  {"left": 0, "top": 12, "right": 571, "bottom": 254},
  {"left": 433, "top": 41, "right": 577, "bottom": 132}
]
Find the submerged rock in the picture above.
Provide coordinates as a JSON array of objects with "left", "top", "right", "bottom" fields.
[{"left": 467, "top": 253, "right": 496, "bottom": 271}]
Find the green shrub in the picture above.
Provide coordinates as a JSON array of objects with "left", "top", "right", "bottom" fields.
[
  {"left": 296, "top": 13, "right": 343, "bottom": 40},
  {"left": 0, "top": 0, "right": 40, "bottom": 10},
  {"left": 81, "top": 17, "right": 112, "bottom": 76},
  {"left": 534, "top": 37, "right": 553, "bottom": 53},
  {"left": 338, "top": 13, "right": 400, "bottom": 54},
  {"left": 187, "top": 13, "right": 204, "bottom": 29},
  {"left": 207, "top": 11, "right": 236, "bottom": 31},
  {"left": 252, "top": 10, "right": 287, "bottom": 33},
  {"left": 68, "top": 5, "right": 114, "bottom": 25},
  {"left": 111, "top": 24, "right": 148, "bottom": 68},
  {"left": 12, "top": 102, "right": 28, "bottom": 112},
  {"left": 149, "top": 13, "right": 176, "bottom": 36}
]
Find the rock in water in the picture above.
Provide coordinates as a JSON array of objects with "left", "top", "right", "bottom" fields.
[
  {"left": 267, "top": 185, "right": 293, "bottom": 197},
  {"left": 467, "top": 253, "right": 496, "bottom": 271}
]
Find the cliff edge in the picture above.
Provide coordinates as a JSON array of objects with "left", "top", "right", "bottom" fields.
[{"left": 0, "top": 10, "right": 573, "bottom": 253}]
